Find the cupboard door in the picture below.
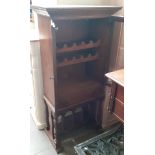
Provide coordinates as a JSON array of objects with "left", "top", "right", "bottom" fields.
[
  {"left": 37, "top": 14, "right": 57, "bottom": 107},
  {"left": 115, "top": 23, "right": 124, "bottom": 69},
  {"left": 109, "top": 20, "right": 124, "bottom": 72}
]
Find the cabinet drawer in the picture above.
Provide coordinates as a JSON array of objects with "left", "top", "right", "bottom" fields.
[
  {"left": 109, "top": 83, "right": 124, "bottom": 123},
  {"left": 115, "top": 85, "right": 124, "bottom": 103},
  {"left": 113, "top": 99, "right": 124, "bottom": 122}
]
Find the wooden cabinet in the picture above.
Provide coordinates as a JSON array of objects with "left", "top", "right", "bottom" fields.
[
  {"left": 102, "top": 17, "right": 124, "bottom": 129},
  {"left": 32, "top": 6, "right": 122, "bottom": 151},
  {"left": 105, "top": 69, "right": 124, "bottom": 123}
]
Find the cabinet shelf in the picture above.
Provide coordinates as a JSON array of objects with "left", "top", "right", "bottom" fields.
[
  {"left": 57, "top": 40, "right": 100, "bottom": 54},
  {"left": 57, "top": 79, "right": 103, "bottom": 112},
  {"left": 57, "top": 54, "right": 98, "bottom": 67}
]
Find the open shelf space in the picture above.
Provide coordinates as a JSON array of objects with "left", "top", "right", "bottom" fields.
[
  {"left": 57, "top": 40, "right": 100, "bottom": 54},
  {"left": 57, "top": 78, "right": 104, "bottom": 112}
]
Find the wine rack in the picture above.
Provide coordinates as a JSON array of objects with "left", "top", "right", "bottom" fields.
[
  {"left": 57, "top": 40, "right": 100, "bottom": 67},
  {"left": 57, "top": 40, "right": 100, "bottom": 54},
  {"left": 57, "top": 53, "right": 98, "bottom": 67}
]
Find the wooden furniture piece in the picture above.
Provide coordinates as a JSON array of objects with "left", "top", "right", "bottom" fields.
[
  {"left": 101, "top": 16, "right": 124, "bottom": 129},
  {"left": 105, "top": 69, "right": 124, "bottom": 122},
  {"left": 32, "top": 5, "right": 122, "bottom": 151}
]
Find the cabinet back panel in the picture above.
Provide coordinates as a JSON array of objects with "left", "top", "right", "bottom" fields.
[
  {"left": 55, "top": 20, "right": 90, "bottom": 43},
  {"left": 57, "top": 63, "right": 86, "bottom": 81},
  {"left": 55, "top": 18, "right": 113, "bottom": 84}
]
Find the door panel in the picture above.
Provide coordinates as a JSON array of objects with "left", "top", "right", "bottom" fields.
[
  {"left": 37, "top": 14, "right": 57, "bottom": 106},
  {"left": 109, "top": 20, "right": 124, "bottom": 72}
]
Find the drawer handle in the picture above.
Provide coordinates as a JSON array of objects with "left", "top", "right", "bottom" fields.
[
  {"left": 108, "top": 96, "right": 115, "bottom": 113},
  {"left": 108, "top": 83, "right": 117, "bottom": 113}
]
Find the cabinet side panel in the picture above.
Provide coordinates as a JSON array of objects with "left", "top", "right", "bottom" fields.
[{"left": 37, "top": 14, "right": 56, "bottom": 106}]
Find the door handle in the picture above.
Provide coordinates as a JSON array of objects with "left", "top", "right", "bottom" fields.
[{"left": 50, "top": 76, "right": 54, "bottom": 80}]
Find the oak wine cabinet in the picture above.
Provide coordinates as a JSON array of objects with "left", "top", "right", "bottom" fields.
[{"left": 32, "top": 5, "right": 122, "bottom": 151}]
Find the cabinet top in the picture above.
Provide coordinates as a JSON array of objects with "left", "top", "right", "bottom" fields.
[
  {"left": 105, "top": 69, "right": 124, "bottom": 87},
  {"left": 32, "top": 5, "right": 122, "bottom": 20}
]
